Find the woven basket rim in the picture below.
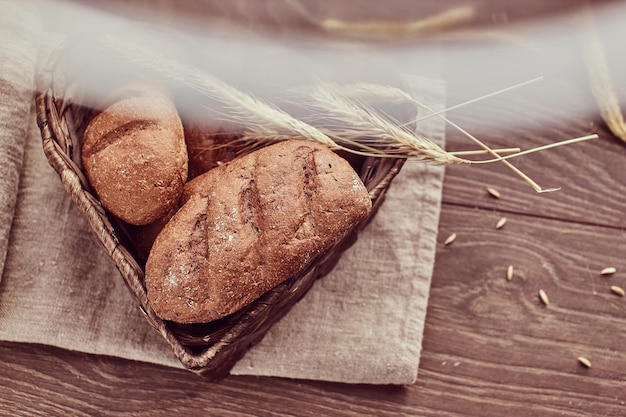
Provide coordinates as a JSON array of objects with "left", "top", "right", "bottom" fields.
[{"left": 35, "top": 42, "right": 407, "bottom": 379}]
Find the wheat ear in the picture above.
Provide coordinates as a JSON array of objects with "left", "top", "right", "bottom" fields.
[
  {"left": 333, "top": 81, "right": 597, "bottom": 192},
  {"left": 100, "top": 34, "right": 340, "bottom": 150},
  {"left": 303, "top": 86, "right": 462, "bottom": 165}
]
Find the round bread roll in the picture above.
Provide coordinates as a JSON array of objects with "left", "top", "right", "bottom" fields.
[
  {"left": 82, "top": 84, "right": 188, "bottom": 225},
  {"left": 145, "top": 140, "right": 372, "bottom": 324}
]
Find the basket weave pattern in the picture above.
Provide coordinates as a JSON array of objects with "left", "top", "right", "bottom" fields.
[{"left": 35, "top": 46, "right": 406, "bottom": 380}]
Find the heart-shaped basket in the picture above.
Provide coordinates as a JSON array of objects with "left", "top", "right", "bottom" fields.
[{"left": 35, "top": 43, "right": 406, "bottom": 381}]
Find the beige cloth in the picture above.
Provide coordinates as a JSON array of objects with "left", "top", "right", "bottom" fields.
[
  {"left": 0, "top": 2, "right": 445, "bottom": 384},
  {"left": 0, "top": 1, "right": 40, "bottom": 278}
]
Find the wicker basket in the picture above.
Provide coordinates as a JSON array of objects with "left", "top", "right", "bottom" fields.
[{"left": 35, "top": 44, "right": 406, "bottom": 381}]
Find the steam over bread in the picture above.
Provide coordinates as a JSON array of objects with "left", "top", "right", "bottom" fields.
[
  {"left": 81, "top": 84, "right": 188, "bottom": 225},
  {"left": 145, "top": 140, "right": 372, "bottom": 323}
]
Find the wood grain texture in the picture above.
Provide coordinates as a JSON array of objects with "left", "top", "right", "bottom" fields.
[{"left": 421, "top": 207, "right": 626, "bottom": 417}]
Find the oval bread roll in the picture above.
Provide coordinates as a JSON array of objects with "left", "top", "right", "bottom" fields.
[
  {"left": 82, "top": 85, "right": 188, "bottom": 225},
  {"left": 145, "top": 140, "right": 372, "bottom": 323}
]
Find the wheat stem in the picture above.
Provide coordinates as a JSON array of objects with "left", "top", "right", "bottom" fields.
[
  {"left": 469, "top": 134, "right": 598, "bottom": 163},
  {"left": 339, "top": 82, "right": 597, "bottom": 170},
  {"left": 437, "top": 109, "right": 595, "bottom": 192},
  {"left": 332, "top": 78, "right": 544, "bottom": 130},
  {"left": 450, "top": 147, "right": 521, "bottom": 156},
  {"left": 413, "top": 76, "right": 544, "bottom": 124},
  {"left": 408, "top": 95, "right": 549, "bottom": 192}
]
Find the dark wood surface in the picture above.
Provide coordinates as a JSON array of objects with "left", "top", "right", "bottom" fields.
[{"left": 3, "top": 2, "right": 626, "bottom": 416}]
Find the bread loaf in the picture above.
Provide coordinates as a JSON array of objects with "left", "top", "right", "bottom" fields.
[
  {"left": 145, "top": 140, "right": 372, "bottom": 323},
  {"left": 82, "top": 84, "right": 188, "bottom": 226}
]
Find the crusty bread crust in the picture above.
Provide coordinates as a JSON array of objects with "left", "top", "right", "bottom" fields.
[
  {"left": 145, "top": 140, "right": 372, "bottom": 323},
  {"left": 82, "top": 86, "right": 188, "bottom": 226}
]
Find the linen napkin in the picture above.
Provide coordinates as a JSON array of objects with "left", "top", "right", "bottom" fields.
[{"left": 0, "top": 1, "right": 40, "bottom": 278}]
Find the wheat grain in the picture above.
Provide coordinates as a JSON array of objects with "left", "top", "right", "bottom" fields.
[
  {"left": 601, "top": 267, "right": 617, "bottom": 275},
  {"left": 402, "top": 81, "right": 597, "bottom": 193},
  {"left": 506, "top": 265, "right": 514, "bottom": 281},
  {"left": 487, "top": 187, "right": 501, "bottom": 198},
  {"left": 538, "top": 289, "right": 549, "bottom": 306},
  {"left": 577, "top": 356, "right": 592, "bottom": 368},
  {"left": 496, "top": 217, "right": 507, "bottom": 229},
  {"left": 444, "top": 233, "right": 457, "bottom": 245},
  {"left": 610, "top": 285, "right": 625, "bottom": 297},
  {"left": 331, "top": 83, "right": 596, "bottom": 166}
]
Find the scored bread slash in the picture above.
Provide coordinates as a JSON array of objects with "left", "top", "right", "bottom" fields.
[
  {"left": 496, "top": 217, "right": 507, "bottom": 229},
  {"left": 538, "top": 289, "right": 549, "bottom": 306},
  {"left": 444, "top": 233, "right": 457, "bottom": 245},
  {"left": 487, "top": 187, "right": 501, "bottom": 198},
  {"left": 601, "top": 267, "right": 617, "bottom": 275},
  {"left": 610, "top": 285, "right": 625, "bottom": 297},
  {"left": 506, "top": 265, "right": 514, "bottom": 281},
  {"left": 145, "top": 140, "right": 373, "bottom": 324},
  {"left": 577, "top": 356, "right": 592, "bottom": 368}
]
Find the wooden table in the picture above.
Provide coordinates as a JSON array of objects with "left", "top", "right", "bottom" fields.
[{"left": 2, "top": 2, "right": 626, "bottom": 416}]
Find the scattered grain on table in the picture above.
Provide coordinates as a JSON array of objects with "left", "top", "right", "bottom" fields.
[
  {"left": 538, "top": 289, "right": 549, "bottom": 306},
  {"left": 496, "top": 217, "right": 507, "bottom": 229},
  {"left": 577, "top": 356, "right": 592, "bottom": 368},
  {"left": 487, "top": 187, "right": 501, "bottom": 199},
  {"left": 601, "top": 267, "right": 617, "bottom": 275},
  {"left": 506, "top": 265, "right": 514, "bottom": 281},
  {"left": 444, "top": 233, "right": 457, "bottom": 246},
  {"left": 610, "top": 285, "right": 625, "bottom": 297}
]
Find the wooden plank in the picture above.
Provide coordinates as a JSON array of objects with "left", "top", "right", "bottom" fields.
[
  {"left": 0, "top": 341, "right": 419, "bottom": 417},
  {"left": 413, "top": 204, "right": 626, "bottom": 417}
]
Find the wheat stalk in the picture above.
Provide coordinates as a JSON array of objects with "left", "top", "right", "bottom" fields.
[
  {"left": 100, "top": 34, "right": 597, "bottom": 190},
  {"left": 325, "top": 81, "right": 597, "bottom": 192},
  {"left": 104, "top": 33, "right": 462, "bottom": 164},
  {"left": 100, "top": 34, "right": 340, "bottom": 151},
  {"left": 468, "top": 134, "right": 598, "bottom": 164},
  {"left": 451, "top": 147, "right": 520, "bottom": 156}
]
